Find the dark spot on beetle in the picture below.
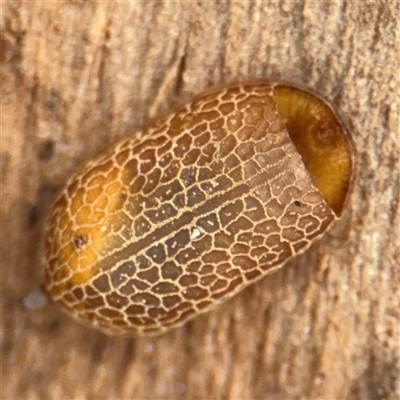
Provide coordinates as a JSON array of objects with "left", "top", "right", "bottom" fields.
[
  {"left": 119, "top": 190, "right": 128, "bottom": 201},
  {"left": 294, "top": 200, "right": 301, "bottom": 207},
  {"left": 38, "top": 139, "right": 55, "bottom": 162},
  {"left": 73, "top": 235, "right": 87, "bottom": 249}
]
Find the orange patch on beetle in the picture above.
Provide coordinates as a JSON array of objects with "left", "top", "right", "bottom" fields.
[{"left": 44, "top": 165, "right": 133, "bottom": 291}]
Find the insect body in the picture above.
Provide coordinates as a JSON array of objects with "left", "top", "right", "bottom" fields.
[{"left": 43, "top": 83, "right": 353, "bottom": 336}]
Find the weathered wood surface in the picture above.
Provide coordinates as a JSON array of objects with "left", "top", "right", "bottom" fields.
[{"left": 2, "top": 2, "right": 399, "bottom": 399}]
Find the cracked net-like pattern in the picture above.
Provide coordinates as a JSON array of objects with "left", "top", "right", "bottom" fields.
[{"left": 43, "top": 84, "right": 336, "bottom": 336}]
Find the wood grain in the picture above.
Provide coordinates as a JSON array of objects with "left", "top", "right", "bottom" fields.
[{"left": 2, "top": 2, "right": 399, "bottom": 399}]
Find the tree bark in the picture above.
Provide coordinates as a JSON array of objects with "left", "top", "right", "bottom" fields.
[{"left": 2, "top": 1, "right": 399, "bottom": 399}]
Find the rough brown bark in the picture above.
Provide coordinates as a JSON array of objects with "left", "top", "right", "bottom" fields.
[{"left": 2, "top": 1, "right": 399, "bottom": 399}]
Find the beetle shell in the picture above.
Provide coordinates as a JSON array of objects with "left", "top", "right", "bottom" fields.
[{"left": 42, "top": 83, "right": 353, "bottom": 336}]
